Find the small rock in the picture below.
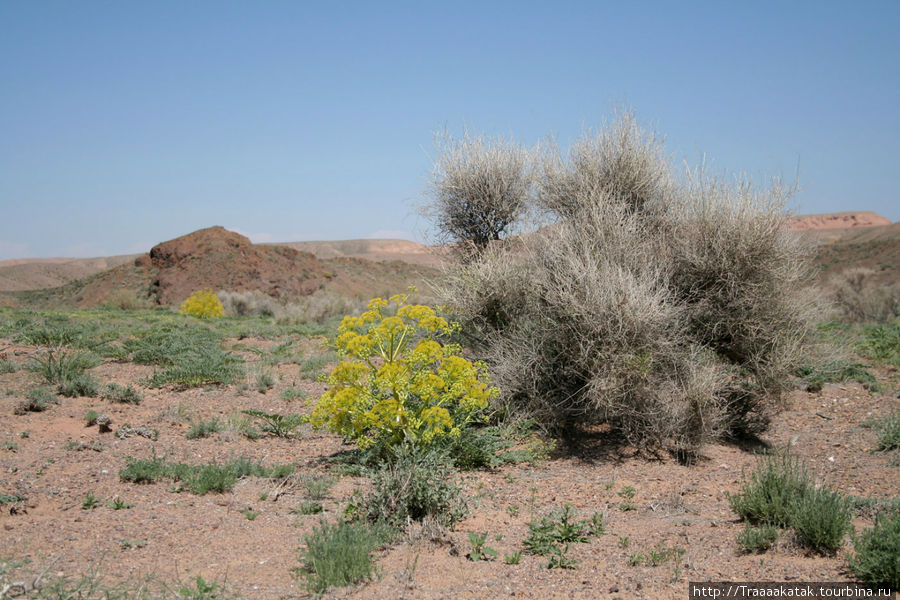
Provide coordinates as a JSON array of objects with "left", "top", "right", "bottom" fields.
[{"left": 609, "top": 585, "right": 619, "bottom": 593}]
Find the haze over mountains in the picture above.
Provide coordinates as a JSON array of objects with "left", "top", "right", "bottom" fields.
[{"left": 0, "top": 211, "right": 895, "bottom": 307}]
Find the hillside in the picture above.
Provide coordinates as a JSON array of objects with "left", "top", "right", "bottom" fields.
[
  {"left": 272, "top": 239, "right": 443, "bottom": 267},
  {"left": 0, "top": 255, "right": 140, "bottom": 292},
  {"left": 0, "top": 227, "right": 437, "bottom": 309}
]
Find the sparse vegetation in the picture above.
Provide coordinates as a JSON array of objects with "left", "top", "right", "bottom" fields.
[
  {"left": 351, "top": 447, "right": 467, "bottom": 530},
  {"left": 737, "top": 523, "right": 779, "bottom": 554},
  {"left": 15, "top": 387, "right": 59, "bottom": 414},
  {"left": 241, "top": 409, "right": 304, "bottom": 438},
  {"left": 795, "top": 360, "right": 880, "bottom": 393},
  {"left": 294, "top": 519, "right": 392, "bottom": 594},
  {"left": 103, "top": 382, "right": 143, "bottom": 405},
  {"left": 119, "top": 455, "right": 291, "bottom": 495},
  {"left": 872, "top": 411, "right": 900, "bottom": 451},
  {"left": 727, "top": 449, "right": 811, "bottom": 527},
  {"left": 850, "top": 511, "right": 900, "bottom": 588},
  {"left": 789, "top": 485, "right": 852, "bottom": 555},
  {"left": 186, "top": 418, "right": 222, "bottom": 440},
  {"left": 523, "top": 504, "right": 604, "bottom": 568}
]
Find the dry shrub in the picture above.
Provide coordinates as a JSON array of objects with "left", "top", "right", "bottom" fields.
[
  {"left": 423, "top": 131, "right": 533, "bottom": 257},
  {"left": 218, "top": 290, "right": 278, "bottom": 317},
  {"left": 432, "top": 113, "right": 812, "bottom": 458},
  {"left": 828, "top": 268, "right": 900, "bottom": 323},
  {"left": 217, "top": 289, "right": 364, "bottom": 323},
  {"left": 103, "top": 288, "right": 152, "bottom": 310}
]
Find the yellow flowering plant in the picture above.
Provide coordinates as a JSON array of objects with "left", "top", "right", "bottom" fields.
[
  {"left": 179, "top": 289, "right": 225, "bottom": 319},
  {"left": 310, "top": 292, "right": 498, "bottom": 453}
]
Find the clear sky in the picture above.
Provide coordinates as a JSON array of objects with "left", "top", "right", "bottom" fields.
[{"left": 1, "top": 1, "right": 898, "bottom": 260}]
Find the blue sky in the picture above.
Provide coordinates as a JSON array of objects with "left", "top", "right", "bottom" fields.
[{"left": 1, "top": 1, "right": 898, "bottom": 259}]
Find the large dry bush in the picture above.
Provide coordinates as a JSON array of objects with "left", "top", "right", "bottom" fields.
[
  {"left": 828, "top": 268, "right": 900, "bottom": 323},
  {"left": 429, "top": 113, "right": 812, "bottom": 458}
]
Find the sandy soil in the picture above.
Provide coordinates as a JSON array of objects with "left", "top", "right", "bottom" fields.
[{"left": 1, "top": 338, "right": 897, "bottom": 599}]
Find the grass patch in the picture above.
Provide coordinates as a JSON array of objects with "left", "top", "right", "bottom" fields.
[
  {"left": 296, "top": 352, "right": 337, "bottom": 380},
  {"left": 293, "top": 519, "right": 392, "bottom": 594},
  {"left": 186, "top": 418, "right": 222, "bottom": 440},
  {"left": 27, "top": 350, "right": 101, "bottom": 385},
  {"left": 726, "top": 449, "right": 811, "bottom": 527},
  {"left": 737, "top": 523, "right": 778, "bottom": 554},
  {"left": 850, "top": 511, "right": 900, "bottom": 588},
  {"left": 281, "top": 386, "right": 308, "bottom": 402},
  {"left": 15, "top": 387, "right": 59, "bottom": 414},
  {"left": 241, "top": 409, "right": 305, "bottom": 438},
  {"left": 0, "top": 359, "right": 17, "bottom": 374},
  {"left": 869, "top": 411, "right": 900, "bottom": 451},
  {"left": 57, "top": 373, "right": 99, "bottom": 398},
  {"left": 103, "top": 383, "right": 143, "bottom": 405},
  {"left": 523, "top": 504, "right": 604, "bottom": 565},
  {"left": 119, "top": 455, "right": 291, "bottom": 495},
  {"left": 794, "top": 360, "right": 880, "bottom": 392},
  {"left": 789, "top": 486, "right": 852, "bottom": 555},
  {"left": 858, "top": 322, "right": 900, "bottom": 365}
]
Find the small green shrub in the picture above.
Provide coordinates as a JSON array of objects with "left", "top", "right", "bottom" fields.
[
  {"left": 0, "top": 359, "right": 17, "bottom": 374},
  {"left": 850, "top": 511, "right": 900, "bottom": 588},
  {"left": 304, "top": 475, "right": 336, "bottom": 500},
  {"left": 294, "top": 519, "right": 392, "bottom": 594},
  {"left": 119, "top": 455, "right": 279, "bottom": 494},
  {"left": 255, "top": 369, "right": 276, "bottom": 393},
  {"left": 467, "top": 532, "right": 497, "bottom": 561},
  {"left": 103, "top": 383, "right": 143, "bottom": 405},
  {"left": 146, "top": 346, "right": 240, "bottom": 388},
  {"left": 186, "top": 418, "right": 222, "bottom": 440},
  {"left": 727, "top": 449, "right": 811, "bottom": 527},
  {"left": 795, "top": 361, "right": 880, "bottom": 393},
  {"left": 872, "top": 412, "right": 900, "bottom": 451},
  {"left": 354, "top": 447, "right": 467, "bottom": 529},
  {"left": 281, "top": 386, "right": 308, "bottom": 402},
  {"left": 242, "top": 409, "right": 305, "bottom": 438},
  {"left": 737, "top": 523, "right": 778, "bottom": 554},
  {"left": 523, "top": 504, "right": 599, "bottom": 557},
  {"left": 789, "top": 485, "right": 852, "bottom": 555},
  {"left": 296, "top": 352, "right": 337, "bottom": 380},
  {"left": 293, "top": 501, "right": 324, "bottom": 515},
  {"left": 81, "top": 492, "right": 100, "bottom": 510},
  {"left": 57, "top": 373, "right": 99, "bottom": 398},
  {"left": 85, "top": 409, "right": 100, "bottom": 426},
  {"left": 15, "top": 387, "right": 59, "bottom": 414},
  {"left": 858, "top": 322, "right": 900, "bottom": 365},
  {"left": 106, "top": 496, "right": 132, "bottom": 510},
  {"left": 27, "top": 350, "right": 101, "bottom": 385}
]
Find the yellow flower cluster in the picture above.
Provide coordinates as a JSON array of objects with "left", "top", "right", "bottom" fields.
[
  {"left": 310, "top": 293, "right": 498, "bottom": 451},
  {"left": 179, "top": 289, "right": 225, "bottom": 319}
]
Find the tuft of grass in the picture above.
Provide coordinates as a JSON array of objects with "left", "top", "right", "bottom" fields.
[
  {"left": 726, "top": 449, "right": 811, "bottom": 527},
  {"left": 241, "top": 409, "right": 305, "bottom": 438},
  {"left": 81, "top": 492, "right": 100, "bottom": 510},
  {"left": 85, "top": 409, "right": 100, "bottom": 426},
  {"left": 788, "top": 485, "right": 852, "bottom": 555},
  {"left": 353, "top": 447, "right": 467, "bottom": 530},
  {"left": 57, "top": 373, "right": 99, "bottom": 398},
  {"left": 795, "top": 360, "right": 880, "bottom": 393},
  {"left": 870, "top": 411, "right": 900, "bottom": 451},
  {"left": 254, "top": 369, "right": 276, "bottom": 393},
  {"left": 304, "top": 475, "right": 336, "bottom": 500},
  {"left": 850, "top": 511, "right": 900, "bottom": 588},
  {"left": 27, "top": 350, "right": 101, "bottom": 386},
  {"left": 186, "top": 418, "right": 222, "bottom": 440},
  {"left": 737, "top": 523, "right": 779, "bottom": 554},
  {"left": 296, "top": 352, "right": 337, "bottom": 380},
  {"left": 858, "top": 322, "right": 900, "bottom": 365},
  {"left": 294, "top": 519, "right": 392, "bottom": 594},
  {"left": 15, "top": 387, "right": 59, "bottom": 414},
  {"left": 103, "top": 382, "right": 143, "bottom": 405},
  {"left": 0, "top": 358, "right": 17, "bottom": 374},
  {"left": 239, "top": 509, "right": 259, "bottom": 521},
  {"left": 292, "top": 501, "right": 324, "bottom": 515},
  {"left": 281, "top": 386, "right": 308, "bottom": 402},
  {"left": 119, "top": 455, "right": 286, "bottom": 495}
]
